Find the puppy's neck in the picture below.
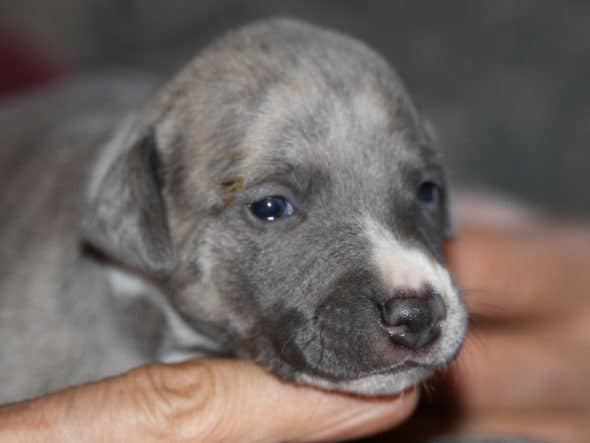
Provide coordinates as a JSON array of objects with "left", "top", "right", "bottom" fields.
[{"left": 105, "top": 266, "right": 227, "bottom": 362}]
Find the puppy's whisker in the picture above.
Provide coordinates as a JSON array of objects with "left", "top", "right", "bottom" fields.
[
  {"left": 419, "top": 379, "right": 435, "bottom": 402},
  {"left": 299, "top": 334, "right": 318, "bottom": 358},
  {"left": 450, "top": 331, "right": 490, "bottom": 378},
  {"left": 317, "top": 328, "right": 326, "bottom": 373}
]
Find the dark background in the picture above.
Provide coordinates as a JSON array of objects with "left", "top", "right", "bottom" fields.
[{"left": 1, "top": 0, "right": 589, "bottom": 216}]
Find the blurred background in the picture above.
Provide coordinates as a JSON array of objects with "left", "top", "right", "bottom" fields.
[{"left": 0, "top": 0, "right": 588, "bottom": 216}]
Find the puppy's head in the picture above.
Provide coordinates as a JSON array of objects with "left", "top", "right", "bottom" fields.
[{"left": 86, "top": 18, "right": 467, "bottom": 395}]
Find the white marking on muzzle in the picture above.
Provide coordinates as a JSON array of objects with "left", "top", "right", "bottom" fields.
[
  {"left": 364, "top": 217, "right": 453, "bottom": 293},
  {"left": 363, "top": 217, "right": 467, "bottom": 361}
]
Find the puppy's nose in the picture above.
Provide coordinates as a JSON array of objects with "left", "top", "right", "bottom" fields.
[{"left": 380, "top": 289, "right": 445, "bottom": 350}]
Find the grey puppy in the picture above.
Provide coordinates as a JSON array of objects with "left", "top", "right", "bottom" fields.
[{"left": 0, "top": 18, "right": 538, "bottom": 443}]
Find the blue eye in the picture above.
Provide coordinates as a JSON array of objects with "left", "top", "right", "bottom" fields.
[
  {"left": 248, "top": 196, "right": 294, "bottom": 221},
  {"left": 418, "top": 181, "right": 441, "bottom": 211}
]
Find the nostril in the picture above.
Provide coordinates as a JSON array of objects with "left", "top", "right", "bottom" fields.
[
  {"left": 382, "top": 298, "right": 428, "bottom": 332},
  {"left": 380, "top": 290, "right": 445, "bottom": 350}
]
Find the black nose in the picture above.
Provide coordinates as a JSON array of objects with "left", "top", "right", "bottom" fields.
[{"left": 380, "top": 289, "right": 445, "bottom": 350}]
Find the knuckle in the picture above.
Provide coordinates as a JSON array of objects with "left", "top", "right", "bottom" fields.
[{"left": 125, "top": 361, "right": 227, "bottom": 442}]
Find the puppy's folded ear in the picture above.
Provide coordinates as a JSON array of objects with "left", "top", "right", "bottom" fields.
[{"left": 83, "top": 132, "right": 174, "bottom": 277}]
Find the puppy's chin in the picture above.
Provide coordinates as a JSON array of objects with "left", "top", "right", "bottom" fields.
[
  {"left": 295, "top": 365, "right": 435, "bottom": 396},
  {"left": 250, "top": 346, "right": 444, "bottom": 396}
]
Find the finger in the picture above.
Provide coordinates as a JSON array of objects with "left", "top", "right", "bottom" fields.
[
  {"left": 446, "top": 224, "right": 590, "bottom": 320},
  {"left": 450, "top": 412, "right": 590, "bottom": 443},
  {"left": 127, "top": 359, "right": 419, "bottom": 443},
  {"left": 0, "top": 360, "right": 418, "bottom": 443},
  {"left": 451, "top": 190, "right": 542, "bottom": 230},
  {"left": 387, "top": 411, "right": 589, "bottom": 443},
  {"left": 428, "top": 329, "right": 590, "bottom": 412}
]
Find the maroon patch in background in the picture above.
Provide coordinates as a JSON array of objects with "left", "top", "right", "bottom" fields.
[{"left": 0, "top": 21, "right": 73, "bottom": 100}]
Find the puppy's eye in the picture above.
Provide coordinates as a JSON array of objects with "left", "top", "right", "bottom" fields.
[
  {"left": 418, "top": 181, "right": 442, "bottom": 211},
  {"left": 248, "top": 196, "right": 294, "bottom": 221}
]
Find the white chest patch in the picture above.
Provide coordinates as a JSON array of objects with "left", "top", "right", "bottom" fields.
[{"left": 106, "top": 267, "right": 223, "bottom": 362}]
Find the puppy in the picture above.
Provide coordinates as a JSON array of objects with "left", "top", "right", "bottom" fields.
[{"left": 0, "top": 16, "right": 472, "bottom": 437}]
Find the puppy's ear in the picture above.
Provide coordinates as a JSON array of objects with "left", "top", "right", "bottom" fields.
[{"left": 84, "top": 132, "right": 174, "bottom": 277}]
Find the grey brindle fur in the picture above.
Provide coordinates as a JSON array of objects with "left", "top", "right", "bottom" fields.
[{"left": 0, "top": 19, "right": 542, "bottom": 443}]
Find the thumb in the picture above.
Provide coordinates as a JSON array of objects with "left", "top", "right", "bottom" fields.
[{"left": 127, "top": 358, "right": 419, "bottom": 442}]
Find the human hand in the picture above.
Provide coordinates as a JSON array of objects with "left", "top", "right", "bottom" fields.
[
  {"left": 0, "top": 358, "right": 418, "bottom": 443},
  {"left": 372, "top": 192, "right": 590, "bottom": 443}
]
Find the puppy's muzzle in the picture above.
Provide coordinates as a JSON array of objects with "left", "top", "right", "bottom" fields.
[{"left": 380, "top": 288, "right": 446, "bottom": 350}]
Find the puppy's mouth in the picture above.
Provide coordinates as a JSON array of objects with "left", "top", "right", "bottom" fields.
[
  {"left": 281, "top": 339, "right": 460, "bottom": 396},
  {"left": 294, "top": 360, "right": 439, "bottom": 396},
  {"left": 248, "top": 277, "right": 468, "bottom": 395},
  {"left": 235, "top": 261, "right": 467, "bottom": 396},
  {"left": 250, "top": 310, "right": 465, "bottom": 396},
  {"left": 306, "top": 358, "right": 442, "bottom": 381}
]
